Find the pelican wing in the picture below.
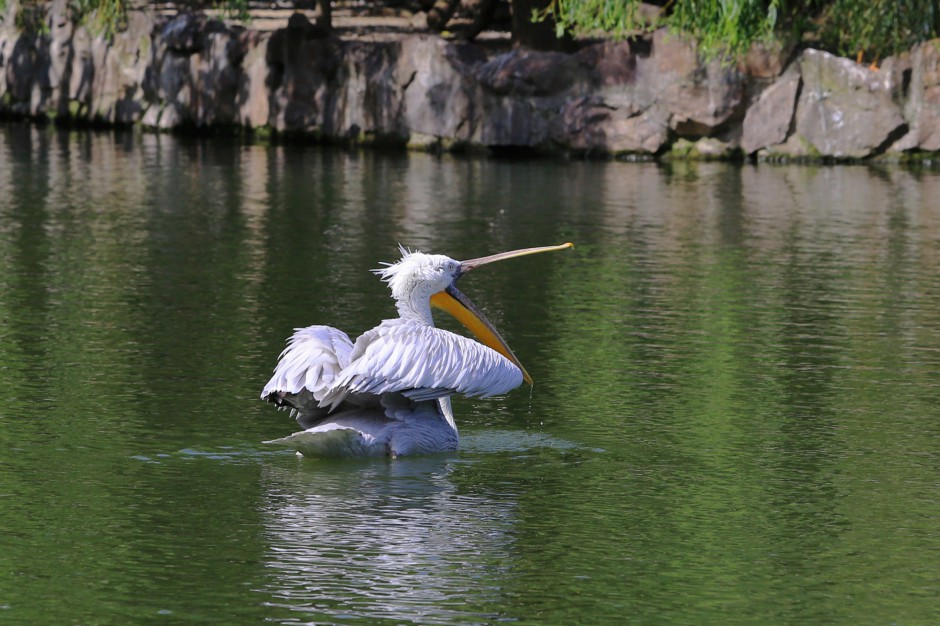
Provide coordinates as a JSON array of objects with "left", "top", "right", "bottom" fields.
[
  {"left": 320, "top": 320, "right": 524, "bottom": 408},
  {"left": 261, "top": 326, "right": 355, "bottom": 420}
]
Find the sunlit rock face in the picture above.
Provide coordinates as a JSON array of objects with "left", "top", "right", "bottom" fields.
[
  {"left": 2, "top": 2, "right": 939, "bottom": 161},
  {"left": 741, "top": 66, "right": 800, "bottom": 155},
  {"left": 893, "top": 40, "right": 940, "bottom": 152},
  {"left": 793, "top": 49, "right": 906, "bottom": 159}
]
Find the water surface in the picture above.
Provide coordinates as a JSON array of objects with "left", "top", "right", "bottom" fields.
[{"left": 1, "top": 125, "right": 939, "bottom": 624}]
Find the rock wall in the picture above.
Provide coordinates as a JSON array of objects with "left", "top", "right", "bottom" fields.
[{"left": 3, "top": 1, "right": 939, "bottom": 160}]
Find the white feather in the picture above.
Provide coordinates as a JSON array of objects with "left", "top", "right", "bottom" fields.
[
  {"left": 261, "top": 325, "right": 353, "bottom": 400},
  {"left": 316, "top": 320, "right": 523, "bottom": 409},
  {"left": 261, "top": 248, "right": 531, "bottom": 458}
]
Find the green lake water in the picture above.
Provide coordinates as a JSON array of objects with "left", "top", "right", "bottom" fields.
[{"left": 1, "top": 124, "right": 939, "bottom": 624}]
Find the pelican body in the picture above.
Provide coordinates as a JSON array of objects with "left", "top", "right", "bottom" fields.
[{"left": 261, "top": 243, "right": 572, "bottom": 458}]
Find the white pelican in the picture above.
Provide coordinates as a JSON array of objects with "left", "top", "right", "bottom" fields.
[{"left": 261, "top": 243, "right": 573, "bottom": 458}]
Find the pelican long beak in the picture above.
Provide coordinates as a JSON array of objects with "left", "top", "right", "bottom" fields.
[
  {"left": 457, "top": 242, "right": 574, "bottom": 275},
  {"left": 430, "top": 243, "right": 573, "bottom": 385},
  {"left": 431, "top": 285, "right": 533, "bottom": 384}
]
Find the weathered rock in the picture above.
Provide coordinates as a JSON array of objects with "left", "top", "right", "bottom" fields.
[
  {"left": 3, "top": 2, "right": 940, "bottom": 160},
  {"left": 561, "top": 32, "right": 744, "bottom": 143},
  {"left": 191, "top": 29, "right": 243, "bottom": 125},
  {"left": 476, "top": 49, "right": 585, "bottom": 97},
  {"left": 65, "top": 24, "right": 94, "bottom": 116},
  {"left": 474, "top": 97, "right": 545, "bottom": 146},
  {"left": 238, "top": 30, "right": 270, "bottom": 128},
  {"left": 741, "top": 65, "right": 800, "bottom": 154},
  {"left": 4, "top": 35, "right": 40, "bottom": 115},
  {"left": 398, "top": 37, "right": 484, "bottom": 141},
  {"left": 335, "top": 43, "right": 404, "bottom": 140},
  {"left": 607, "top": 109, "right": 671, "bottom": 154},
  {"left": 104, "top": 10, "right": 153, "bottom": 123},
  {"left": 756, "top": 132, "right": 820, "bottom": 160},
  {"left": 551, "top": 95, "right": 669, "bottom": 154},
  {"left": 740, "top": 40, "right": 792, "bottom": 79},
  {"left": 44, "top": 0, "right": 73, "bottom": 112},
  {"left": 265, "top": 14, "right": 353, "bottom": 134},
  {"left": 143, "top": 13, "right": 249, "bottom": 128},
  {"left": 635, "top": 28, "right": 745, "bottom": 136},
  {"left": 162, "top": 12, "right": 210, "bottom": 55},
  {"left": 894, "top": 39, "right": 940, "bottom": 152},
  {"left": 575, "top": 41, "right": 636, "bottom": 87},
  {"left": 794, "top": 49, "right": 906, "bottom": 158}
]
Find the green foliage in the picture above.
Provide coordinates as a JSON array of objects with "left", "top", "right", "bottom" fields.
[
  {"left": 73, "top": 0, "right": 128, "bottom": 38},
  {"left": 10, "top": 0, "right": 52, "bottom": 35},
  {"left": 814, "top": 0, "right": 940, "bottom": 62},
  {"left": 537, "top": 0, "right": 940, "bottom": 61},
  {"left": 216, "top": 0, "right": 250, "bottom": 23},
  {"left": 536, "top": 0, "right": 781, "bottom": 59},
  {"left": 541, "top": 0, "right": 652, "bottom": 40},
  {"left": 667, "top": 0, "right": 780, "bottom": 58},
  {"left": 3, "top": 0, "right": 128, "bottom": 38},
  {"left": 5, "top": 0, "right": 939, "bottom": 62}
]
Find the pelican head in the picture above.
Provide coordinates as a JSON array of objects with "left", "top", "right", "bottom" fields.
[
  {"left": 374, "top": 243, "right": 573, "bottom": 384},
  {"left": 373, "top": 248, "right": 463, "bottom": 311}
]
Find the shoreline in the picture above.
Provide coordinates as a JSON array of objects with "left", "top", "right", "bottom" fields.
[{"left": 2, "top": 1, "right": 939, "bottom": 163}]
